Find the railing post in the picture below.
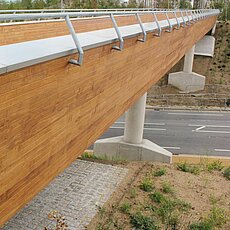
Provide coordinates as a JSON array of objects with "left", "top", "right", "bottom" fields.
[
  {"left": 110, "top": 13, "right": 124, "bottom": 51},
  {"left": 65, "top": 15, "right": 84, "bottom": 66}
]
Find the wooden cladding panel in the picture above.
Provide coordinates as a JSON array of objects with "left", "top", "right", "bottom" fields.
[
  {"left": 0, "top": 16, "right": 217, "bottom": 225},
  {"left": 0, "top": 13, "right": 175, "bottom": 46}
]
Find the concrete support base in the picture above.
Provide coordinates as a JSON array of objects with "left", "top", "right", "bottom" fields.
[
  {"left": 195, "top": 36, "right": 215, "bottom": 57},
  {"left": 94, "top": 136, "right": 172, "bottom": 163},
  {"left": 168, "top": 71, "right": 205, "bottom": 92}
]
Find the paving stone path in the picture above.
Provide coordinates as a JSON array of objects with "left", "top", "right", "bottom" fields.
[{"left": 2, "top": 160, "right": 128, "bottom": 230}]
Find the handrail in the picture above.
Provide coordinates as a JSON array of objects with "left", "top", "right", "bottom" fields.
[
  {"left": 0, "top": 9, "right": 220, "bottom": 22},
  {"left": 0, "top": 8, "right": 214, "bottom": 14},
  {"left": 0, "top": 9, "right": 220, "bottom": 67}
]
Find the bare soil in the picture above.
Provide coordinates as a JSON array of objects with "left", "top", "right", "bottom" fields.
[{"left": 87, "top": 160, "right": 230, "bottom": 230}]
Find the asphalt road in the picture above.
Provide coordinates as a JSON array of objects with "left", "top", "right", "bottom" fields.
[{"left": 91, "top": 110, "right": 230, "bottom": 157}]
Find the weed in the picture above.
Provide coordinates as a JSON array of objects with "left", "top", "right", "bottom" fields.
[
  {"left": 139, "top": 178, "right": 154, "bottom": 192},
  {"left": 119, "top": 202, "right": 131, "bottom": 214},
  {"left": 189, "top": 206, "right": 229, "bottom": 229},
  {"left": 177, "top": 162, "right": 200, "bottom": 175},
  {"left": 130, "top": 188, "right": 137, "bottom": 198},
  {"left": 96, "top": 224, "right": 103, "bottom": 230},
  {"left": 145, "top": 204, "right": 158, "bottom": 212},
  {"left": 175, "top": 199, "right": 192, "bottom": 212},
  {"left": 168, "top": 213, "right": 180, "bottom": 230},
  {"left": 189, "top": 221, "right": 213, "bottom": 230},
  {"left": 223, "top": 166, "right": 230, "bottom": 180},
  {"left": 206, "top": 160, "right": 224, "bottom": 172},
  {"left": 98, "top": 206, "right": 106, "bottom": 217},
  {"left": 155, "top": 198, "right": 179, "bottom": 229},
  {"left": 81, "top": 152, "right": 101, "bottom": 159},
  {"left": 130, "top": 213, "right": 159, "bottom": 230},
  {"left": 162, "top": 182, "right": 174, "bottom": 194},
  {"left": 149, "top": 191, "right": 166, "bottom": 203},
  {"left": 209, "top": 195, "right": 221, "bottom": 205},
  {"left": 153, "top": 168, "right": 166, "bottom": 177},
  {"left": 206, "top": 206, "right": 229, "bottom": 227}
]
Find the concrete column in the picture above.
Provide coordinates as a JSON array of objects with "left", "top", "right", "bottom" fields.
[
  {"left": 195, "top": 36, "right": 215, "bottom": 57},
  {"left": 211, "top": 23, "right": 217, "bottom": 35},
  {"left": 93, "top": 93, "right": 172, "bottom": 163},
  {"left": 183, "top": 45, "right": 195, "bottom": 74},
  {"left": 168, "top": 43, "right": 205, "bottom": 92},
  {"left": 124, "top": 93, "right": 146, "bottom": 144}
]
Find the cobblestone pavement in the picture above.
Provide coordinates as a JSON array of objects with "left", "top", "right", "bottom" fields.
[{"left": 2, "top": 160, "right": 128, "bottom": 230}]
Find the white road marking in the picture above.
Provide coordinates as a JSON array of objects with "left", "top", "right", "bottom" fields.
[
  {"left": 196, "top": 126, "right": 206, "bottom": 131},
  {"left": 196, "top": 130, "right": 230, "bottom": 134},
  {"left": 162, "top": 147, "right": 181, "bottom": 150},
  {"left": 215, "top": 149, "right": 230, "bottom": 152},
  {"left": 189, "top": 124, "right": 230, "bottom": 128},
  {"left": 168, "top": 113, "right": 223, "bottom": 116},
  {"left": 190, "top": 124, "right": 230, "bottom": 133},
  {"left": 115, "top": 122, "right": 165, "bottom": 126},
  {"left": 110, "top": 127, "right": 166, "bottom": 131}
]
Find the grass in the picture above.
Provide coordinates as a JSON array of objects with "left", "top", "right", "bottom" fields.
[
  {"left": 161, "top": 182, "right": 174, "bottom": 194},
  {"left": 139, "top": 178, "right": 154, "bottom": 192},
  {"left": 148, "top": 192, "right": 189, "bottom": 229},
  {"left": 81, "top": 152, "right": 101, "bottom": 160},
  {"left": 81, "top": 152, "right": 126, "bottom": 163},
  {"left": 149, "top": 191, "right": 166, "bottom": 203},
  {"left": 119, "top": 202, "right": 131, "bottom": 214},
  {"left": 189, "top": 206, "right": 229, "bottom": 230},
  {"left": 175, "top": 199, "right": 192, "bottom": 212},
  {"left": 153, "top": 168, "right": 166, "bottom": 177},
  {"left": 130, "top": 188, "right": 137, "bottom": 198},
  {"left": 98, "top": 206, "right": 106, "bottom": 217},
  {"left": 189, "top": 221, "right": 213, "bottom": 230},
  {"left": 177, "top": 162, "right": 200, "bottom": 175},
  {"left": 223, "top": 166, "right": 230, "bottom": 180},
  {"left": 130, "top": 213, "right": 159, "bottom": 230},
  {"left": 206, "top": 160, "right": 224, "bottom": 172}
]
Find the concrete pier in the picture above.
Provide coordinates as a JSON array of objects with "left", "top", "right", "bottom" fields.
[
  {"left": 195, "top": 35, "right": 215, "bottom": 57},
  {"left": 168, "top": 45, "right": 205, "bottom": 92},
  {"left": 94, "top": 93, "right": 172, "bottom": 163}
]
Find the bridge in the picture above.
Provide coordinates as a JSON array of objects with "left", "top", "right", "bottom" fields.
[{"left": 0, "top": 8, "right": 219, "bottom": 226}]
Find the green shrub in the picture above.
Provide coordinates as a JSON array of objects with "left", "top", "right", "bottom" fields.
[
  {"left": 177, "top": 162, "right": 200, "bottom": 175},
  {"left": 130, "top": 213, "right": 159, "bottom": 230},
  {"left": 153, "top": 168, "right": 166, "bottom": 177},
  {"left": 207, "top": 206, "right": 229, "bottom": 227},
  {"left": 175, "top": 199, "right": 192, "bottom": 212},
  {"left": 155, "top": 198, "right": 179, "bottom": 228},
  {"left": 119, "top": 202, "right": 131, "bottom": 214},
  {"left": 206, "top": 160, "right": 224, "bottom": 172},
  {"left": 81, "top": 152, "right": 100, "bottom": 159},
  {"left": 189, "top": 221, "right": 213, "bottom": 230},
  {"left": 149, "top": 191, "right": 166, "bottom": 203},
  {"left": 139, "top": 178, "right": 154, "bottom": 192},
  {"left": 189, "top": 206, "right": 229, "bottom": 229},
  {"left": 223, "top": 166, "right": 230, "bottom": 180},
  {"left": 162, "top": 182, "right": 174, "bottom": 194}
]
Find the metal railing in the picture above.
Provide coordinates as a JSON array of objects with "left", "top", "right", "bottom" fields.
[
  {"left": 0, "top": 8, "right": 219, "bottom": 14},
  {"left": 0, "top": 9, "right": 219, "bottom": 66},
  {"left": 0, "top": 9, "right": 219, "bottom": 21}
]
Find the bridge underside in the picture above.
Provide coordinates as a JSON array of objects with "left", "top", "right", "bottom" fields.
[{"left": 0, "top": 14, "right": 217, "bottom": 225}]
